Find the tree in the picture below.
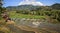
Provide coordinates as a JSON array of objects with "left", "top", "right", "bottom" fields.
[
  {"left": 0, "top": 0, "right": 3, "bottom": 19},
  {"left": 0, "top": 0, "right": 3, "bottom": 15}
]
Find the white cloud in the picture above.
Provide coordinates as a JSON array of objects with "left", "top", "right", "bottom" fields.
[{"left": 18, "top": 0, "right": 44, "bottom": 6}]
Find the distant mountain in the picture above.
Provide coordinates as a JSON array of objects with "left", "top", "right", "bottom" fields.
[
  {"left": 6, "top": 5, "right": 40, "bottom": 11},
  {"left": 51, "top": 3, "right": 60, "bottom": 10}
]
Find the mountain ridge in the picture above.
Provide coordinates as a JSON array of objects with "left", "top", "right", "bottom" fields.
[{"left": 6, "top": 5, "right": 41, "bottom": 11}]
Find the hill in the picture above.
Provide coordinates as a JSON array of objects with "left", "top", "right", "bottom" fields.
[
  {"left": 6, "top": 5, "right": 40, "bottom": 11},
  {"left": 6, "top": 3, "right": 60, "bottom": 11}
]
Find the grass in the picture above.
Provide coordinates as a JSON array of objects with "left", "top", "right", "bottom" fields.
[
  {"left": 9, "top": 11, "right": 46, "bottom": 19},
  {"left": 0, "top": 19, "right": 13, "bottom": 33}
]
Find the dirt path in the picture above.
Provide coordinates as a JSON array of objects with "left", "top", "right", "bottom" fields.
[{"left": 6, "top": 24, "right": 35, "bottom": 33}]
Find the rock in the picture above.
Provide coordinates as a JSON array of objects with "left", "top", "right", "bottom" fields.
[{"left": 32, "top": 22, "right": 41, "bottom": 28}]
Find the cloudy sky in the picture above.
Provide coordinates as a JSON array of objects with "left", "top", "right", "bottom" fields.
[
  {"left": 18, "top": 0, "right": 43, "bottom": 6},
  {"left": 4, "top": 0, "right": 60, "bottom": 7}
]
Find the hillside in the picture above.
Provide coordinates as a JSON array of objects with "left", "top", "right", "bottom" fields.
[
  {"left": 6, "top": 5, "right": 40, "bottom": 11},
  {"left": 6, "top": 3, "right": 60, "bottom": 11}
]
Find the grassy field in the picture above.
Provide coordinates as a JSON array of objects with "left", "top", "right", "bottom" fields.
[{"left": 9, "top": 11, "right": 46, "bottom": 19}]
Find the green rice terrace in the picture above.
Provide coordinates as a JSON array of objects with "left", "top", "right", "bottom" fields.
[
  {"left": 0, "top": 0, "right": 60, "bottom": 33},
  {"left": 0, "top": 11, "right": 60, "bottom": 33},
  {"left": 0, "top": 17, "right": 60, "bottom": 33},
  {"left": 9, "top": 11, "right": 46, "bottom": 19}
]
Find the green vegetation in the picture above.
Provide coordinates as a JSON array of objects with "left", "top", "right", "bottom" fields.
[
  {"left": 0, "top": 0, "right": 6, "bottom": 20},
  {"left": 0, "top": 0, "right": 3, "bottom": 19},
  {"left": 9, "top": 11, "right": 46, "bottom": 19},
  {"left": 7, "top": 3, "right": 60, "bottom": 23}
]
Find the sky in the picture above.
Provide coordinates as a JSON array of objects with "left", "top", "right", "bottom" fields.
[{"left": 3, "top": 0, "right": 60, "bottom": 7}]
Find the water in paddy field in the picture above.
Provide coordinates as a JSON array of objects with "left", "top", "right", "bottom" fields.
[{"left": 11, "top": 18, "right": 60, "bottom": 33}]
